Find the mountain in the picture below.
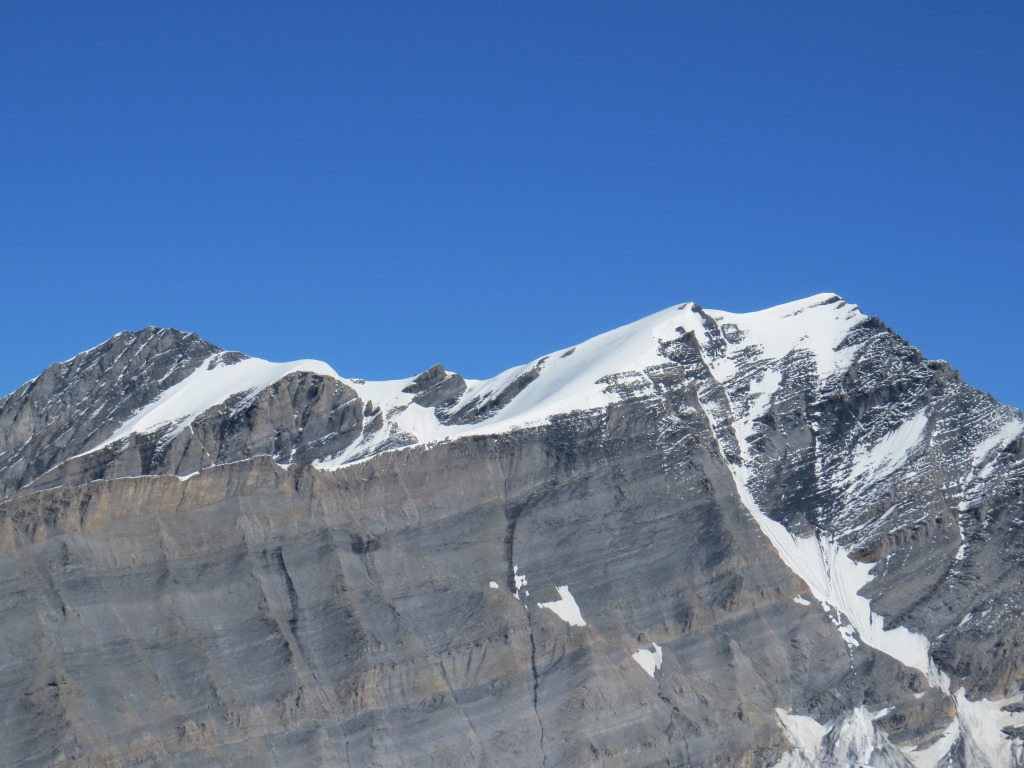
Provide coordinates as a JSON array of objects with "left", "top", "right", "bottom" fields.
[{"left": 1, "top": 294, "right": 1023, "bottom": 767}]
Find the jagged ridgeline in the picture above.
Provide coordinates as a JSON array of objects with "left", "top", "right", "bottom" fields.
[{"left": 1, "top": 295, "right": 1023, "bottom": 767}]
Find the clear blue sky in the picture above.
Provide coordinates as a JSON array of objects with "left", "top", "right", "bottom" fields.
[{"left": 2, "top": 3, "right": 1022, "bottom": 408}]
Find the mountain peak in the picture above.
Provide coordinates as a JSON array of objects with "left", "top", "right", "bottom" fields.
[{"left": 0, "top": 327, "right": 225, "bottom": 495}]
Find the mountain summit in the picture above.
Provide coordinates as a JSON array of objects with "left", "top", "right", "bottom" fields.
[{"left": 1, "top": 295, "right": 1023, "bottom": 766}]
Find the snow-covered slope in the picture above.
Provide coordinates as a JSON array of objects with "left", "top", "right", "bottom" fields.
[
  {"left": 79, "top": 353, "right": 341, "bottom": 458},
  {"left": 307, "top": 293, "right": 875, "bottom": 468},
  {"left": 30, "top": 294, "right": 870, "bottom": 475}
]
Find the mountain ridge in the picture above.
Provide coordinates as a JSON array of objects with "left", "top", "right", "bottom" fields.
[
  {"left": 0, "top": 293, "right": 888, "bottom": 490},
  {"left": 1, "top": 294, "right": 1023, "bottom": 766}
]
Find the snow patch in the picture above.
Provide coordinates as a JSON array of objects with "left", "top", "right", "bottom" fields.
[
  {"left": 775, "top": 707, "right": 903, "bottom": 768},
  {"left": 827, "top": 707, "right": 879, "bottom": 765},
  {"left": 80, "top": 354, "right": 340, "bottom": 458},
  {"left": 631, "top": 643, "right": 663, "bottom": 678},
  {"left": 905, "top": 717, "right": 960, "bottom": 767},
  {"left": 488, "top": 581, "right": 499, "bottom": 590},
  {"left": 513, "top": 565, "right": 527, "bottom": 600},
  {"left": 903, "top": 689, "right": 1024, "bottom": 767},
  {"left": 849, "top": 409, "right": 930, "bottom": 490},
  {"left": 734, "top": 369, "right": 783, "bottom": 461},
  {"left": 537, "top": 585, "right": 586, "bottom": 627},
  {"left": 775, "top": 708, "right": 826, "bottom": 764},
  {"left": 955, "top": 514, "right": 968, "bottom": 562},
  {"left": 953, "top": 688, "right": 1024, "bottom": 767},
  {"left": 705, "top": 294, "right": 866, "bottom": 381},
  {"left": 734, "top": 461, "right": 941, "bottom": 684},
  {"left": 972, "top": 419, "right": 1024, "bottom": 467},
  {"left": 792, "top": 595, "right": 811, "bottom": 606}
]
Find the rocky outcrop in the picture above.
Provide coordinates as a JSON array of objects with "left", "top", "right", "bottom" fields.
[
  {"left": 0, "top": 332, "right": 367, "bottom": 499},
  {"left": 0, "top": 328, "right": 217, "bottom": 497},
  {"left": 402, "top": 364, "right": 467, "bottom": 409}
]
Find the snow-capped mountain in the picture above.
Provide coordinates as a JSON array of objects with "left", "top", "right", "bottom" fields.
[{"left": 1, "top": 294, "right": 1022, "bottom": 766}]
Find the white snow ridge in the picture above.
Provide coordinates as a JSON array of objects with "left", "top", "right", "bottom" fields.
[{"left": 77, "top": 353, "right": 340, "bottom": 459}]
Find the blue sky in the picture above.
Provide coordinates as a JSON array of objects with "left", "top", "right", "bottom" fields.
[{"left": 1, "top": 3, "right": 1022, "bottom": 407}]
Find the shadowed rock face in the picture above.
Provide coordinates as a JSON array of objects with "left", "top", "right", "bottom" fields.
[
  {"left": 0, "top": 329, "right": 367, "bottom": 498},
  {"left": 0, "top": 328, "right": 218, "bottom": 497},
  {"left": 0, "top": 295, "right": 1023, "bottom": 767}
]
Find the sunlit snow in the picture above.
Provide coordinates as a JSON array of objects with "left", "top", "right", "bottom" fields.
[
  {"left": 848, "top": 409, "right": 929, "bottom": 491},
  {"left": 702, "top": 293, "right": 866, "bottom": 381},
  {"left": 512, "top": 565, "right": 527, "bottom": 601},
  {"left": 972, "top": 418, "right": 1024, "bottom": 467},
  {"left": 537, "top": 585, "right": 586, "bottom": 627},
  {"left": 631, "top": 643, "right": 663, "bottom": 678},
  {"left": 77, "top": 295, "right": 876, "bottom": 476},
  {"left": 316, "top": 302, "right": 689, "bottom": 465},
  {"left": 79, "top": 353, "right": 340, "bottom": 458},
  {"left": 775, "top": 708, "right": 826, "bottom": 763},
  {"left": 776, "top": 707, "right": 894, "bottom": 765}
]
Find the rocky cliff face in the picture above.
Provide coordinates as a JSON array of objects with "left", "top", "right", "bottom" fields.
[{"left": 1, "top": 294, "right": 1022, "bottom": 767}]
